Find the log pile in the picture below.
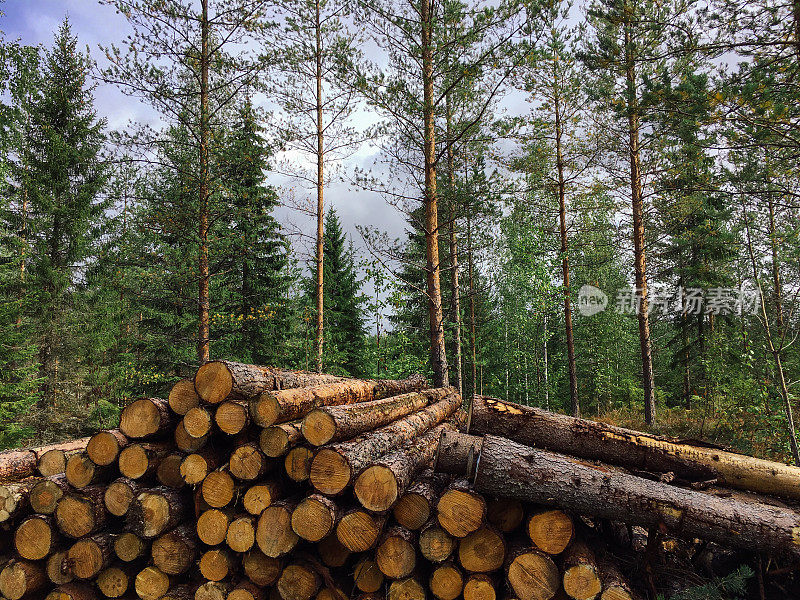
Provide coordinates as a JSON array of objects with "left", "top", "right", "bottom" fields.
[{"left": 3, "top": 366, "right": 800, "bottom": 600}]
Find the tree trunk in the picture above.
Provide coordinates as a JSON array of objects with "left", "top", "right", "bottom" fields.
[
  {"left": 445, "top": 96, "right": 463, "bottom": 395},
  {"left": 197, "top": 0, "right": 211, "bottom": 364},
  {"left": 467, "top": 202, "right": 477, "bottom": 401},
  {"left": 314, "top": 0, "right": 325, "bottom": 374},
  {"left": 474, "top": 435, "right": 800, "bottom": 557}
]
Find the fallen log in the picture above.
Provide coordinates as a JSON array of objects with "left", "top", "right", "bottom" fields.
[
  {"left": 260, "top": 420, "right": 303, "bottom": 457},
  {"left": 473, "top": 434, "right": 800, "bottom": 557},
  {"left": 0, "top": 438, "right": 90, "bottom": 482},
  {"left": 86, "top": 430, "right": 128, "bottom": 467},
  {"left": 119, "top": 398, "right": 173, "bottom": 440},
  {"left": 505, "top": 545, "right": 560, "bottom": 600},
  {"left": 194, "top": 361, "right": 276, "bottom": 404},
  {"left": 561, "top": 541, "right": 601, "bottom": 600}
]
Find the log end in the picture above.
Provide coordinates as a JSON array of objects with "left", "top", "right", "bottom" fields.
[
  {"left": 393, "top": 491, "right": 431, "bottom": 531},
  {"left": 180, "top": 453, "right": 209, "bottom": 485},
  {"left": 119, "top": 445, "right": 149, "bottom": 479},
  {"left": 301, "top": 410, "right": 335, "bottom": 447},
  {"left": 292, "top": 496, "right": 334, "bottom": 542},
  {"left": 194, "top": 361, "right": 233, "bottom": 404},
  {"left": 527, "top": 510, "right": 574, "bottom": 555},
  {"left": 251, "top": 393, "right": 279, "bottom": 428},
  {"left": 507, "top": 550, "right": 560, "bottom": 600},
  {"left": 86, "top": 431, "right": 124, "bottom": 466},
  {"left": 169, "top": 379, "right": 200, "bottom": 415},
  {"left": 563, "top": 564, "right": 603, "bottom": 600},
  {"left": 120, "top": 398, "right": 161, "bottom": 439},
  {"left": 354, "top": 464, "right": 399, "bottom": 513},
  {"left": 309, "top": 449, "right": 351, "bottom": 494},
  {"left": 15, "top": 515, "right": 53, "bottom": 560},
  {"left": 65, "top": 454, "right": 96, "bottom": 489},
  {"left": 216, "top": 402, "right": 248, "bottom": 435}
]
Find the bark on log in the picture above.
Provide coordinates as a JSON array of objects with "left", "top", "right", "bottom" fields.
[
  {"left": 430, "top": 562, "right": 463, "bottom": 600},
  {"left": 260, "top": 421, "right": 303, "bottom": 458},
  {"left": 0, "top": 437, "right": 89, "bottom": 481},
  {"left": 168, "top": 379, "right": 200, "bottom": 415},
  {"left": 527, "top": 510, "right": 574, "bottom": 555},
  {"left": 436, "top": 478, "right": 486, "bottom": 538},
  {"left": 335, "top": 508, "right": 386, "bottom": 552},
  {"left": 0, "top": 559, "right": 46, "bottom": 600},
  {"left": 119, "top": 397, "right": 173, "bottom": 440},
  {"left": 434, "top": 430, "right": 483, "bottom": 478},
  {"left": 310, "top": 392, "right": 461, "bottom": 495},
  {"left": 226, "top": 514, "right": 256, "bottom": 553},
  {"left": 118, "top": 442, "right": 171, "bottom": 480},
  {"left": 561, "top": 541, "right": 601, "bottom": 600},
  {"left": 156, "top": 452, "right": 186, "bottom": 489},
  {"left": 376, "top": 526, "right": 417, "bottom": 579},
  {"left": 353, "top": 558, "right": 383, "bottom": 593},
  {"left": 474, "top": 435, "right": 800, "bottom": 557},
  {"left": 597, "top": 555, "right": 636, "bottom": 600},
  {"left": 152, "top": 524, "right": 198, "bottom": 575},
  {"left": 291, "top": 494, "right": 340, "bottom": 542},
  {"left": 458, "top": 526, "right": 505, "bottom": 573},
  {"left": 30, "top": 474, "right": 70, "bottom": 515},
  {"left": 55, "top": 486, "right": 107, "bottom": 539},
  {"left": 505, "top": 545, "right": 561, "bottom": 600},
  {"left": 242, "top": 549, "right": 282, "bottom": 586},
  {"left": 163, "top": 585, "right": 196, "bottom": 600},
  {"left": 196, "top": 581, "right": 230, "bottom": 600},
  {"left": 393, "top": 470, "right": 449, "bottom": 530},
  {"left": 470, "top": 395, "right": 800, "bottom": 500},
  {"left": 126, "top": 487, "right": 187, "bottom": 539},
  {"left": 194, "top": 360, "right": 276, "bottom": 404},
  {"left": 66, "top": 533, "right": 114, "bottom": 579},
  {"left": 256, "top": 500, "right": 299, "bottom": 558},
  {"left": 0, "top": 479, "right": 37, "bottom": 523},
  {"left": 14, "top": 514, "right": 55, "bottom": 560},
  {"left": 86, "top": 430, "right": 128, "bottom": 467},
  {"left": 419, "top": 518, "right": 456, "bottom": 563},
  {"left": 273, "top": 370, "right": 342, "bottom": 390},
  {"left": 302, "top": 387, "right": 449, "bottom": 446}
]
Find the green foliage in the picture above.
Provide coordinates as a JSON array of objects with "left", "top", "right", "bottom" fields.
[{"left": 661, "top": 565, "right": 754, "bottom": 600}]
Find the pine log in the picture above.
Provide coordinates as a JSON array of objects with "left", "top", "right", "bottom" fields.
[
  {"left": 393, "top": 470, "right": 449, "bottom": 530},
  {"left": 260, "top": 421, "right": 303, "bottom": 458},
  {"left": 230, "top": 443, "right": 271, "bottom": 481},
  {"left": 242, "top": 549, "right": 282, "bottom": 586},
  {"left": 134, "top": 566, "right": 172, "bottom": 600},
  {"left": 474, "top": 435, "right": 800, "bottom": 557},
  {"left": 471, "top": 395, "right": 800, "bottom": 500},
  {"left": 419, "top": 518, "right": 456, "bottom": 563},
  {"left": 199, "top": 548, "right": 234, "bottom": 581},
  {"left": 277, "top": 563, "right": 320, "bottom": 600},
  {"left": 430, "top": 562, "right": 464, "bottom": 600},
  {"left": 310, "top": 392, "right": 461, "bottom": 495},
  {"left": 376, "top": 526, "right": 416, "bottom": 579},
  {"left": 65, "top": 452, "right": 112, "bottom": 489},
  {"left": 30, "top": 474, "right": 70, "bottom": 515},
  {"left": 285, "top": 447, "right": 314, "bottom": 482},
  {"left": 505, "top": 545, "right": 561, "bottom": 600},
  {"left": 302, "top": 387, "right": 450, "bottom": 446},
  {"left": 14, "top": 514, "right": 56, "bottom": 560},
  {"left": 434, "top": 430, "right": 483, "bottom": 478},
  {"left": 180, "top": 448, "right": 221, "bottom": 485},
  {"left": 104, "top": 477, "right": 142, "bottom": 517},
  {"left": 561, "top": 541, "right": 601, "bottom": 600},
  {"left": 152, "top": 524, "right": 198, "bottom": 575},
  {"left": 195, "top": 360, "right": 277, "bottom": 404},
  {"left": 118, "top": 442, "right": 169, "bottom": 480},
  {"left": 0, "top": 559, "right": 46, "bottom": 600},
  {"left": 196, "top": 581, "right": 231, "bottom": 600},
  {"left": 66, "top": 533, "right": 114, "bottom": 579},
  {"left": 291, "top": 494, "right": 340, "bottom": 542},
  {"left": 527, "top": 510, "right": 574, "bottom": 555},
  {"left": 174, "top": 421, "right": 208, "bottom": 453},
  {"left": 353, "top": 558, "right": 383, "bottom": 593},
  {"left": 201, "top": 470, "right": 235, "bottom": 508},
  {"left": 242, "top": 480, "right": 282, "bottom": 515},
  {"left": 256, "top": 500, "right": 299, "bottom": 558},
  {"left": 197, "top": 508, "right": 231, "bottom": 546},
  {"left": 335, "top": 508, "right": 386, "bottom": 552},
  {"left": 86, "top": 430, "right": 128, "bottom": 467},
  {"left": 487, "top": 497, "right": 524, "bottom": 533},
  {"left": 127, "top": 486, "right": 187, "bottom": 539},
  {"left": 96, "top": 565, "right": 134, "bottom": 598},
  {"left": 226, "top": 514, "right": 256, "bottom": 553},
  {"left": 168, "top": 379, "right": 200, "bottom": 415},
  {"left": 55, "top": 486, "right": 107, "bottom": 538},
  {"left": 46, "top": 550, "right": 73, "bottom": 585},
  {"left": 463, "top": 574, "right": 497, "bottom": 600},
  {"left": 388, "top": 577, "right": 425, "bottom": 600},
  {"left": 46, "top": 582, "right": 96, "bottom": 600},
  {"left": 229, "top": 580, "right": 266, "bottom": 600},
  {"left": 113, "top": 533, "right": 146, "bottom": 563},
  {"left": 0, "top": 437, "right": 89, "bottom": 481},
  {"left": 458, "top": 526, "right": 505, "bottom": 573},
  {"left": 216, "top": 400, "right": 250, "bottom": 435},
  {"left": 597, "top": 555, "right": 635, "bottom": 600},
  {"left": 0, "top": 479, "right": 37, "bottom": 523},
  {"left": 316, "top": 534, "right": 350, "bottom": 568},
  {"left": 314, "top": 587, "right": 345, "bottom": 600},
  {"left": 182, "top": 407, "right": 213, "bottom": 439},
  {"left": 119, "top": 397, "right": 173, "bottom": 439},
  {"left": 273, "top": 370, "right": 342, "bottom": 390},
  {"left": 355, "top": 423, "right": 450, "bottom": 513},
  {"left": 156, "top": 452, "right": 186, "bottom": 489},
  {"left": 436, "top": 478, "right": 486, "bottom": 538}
]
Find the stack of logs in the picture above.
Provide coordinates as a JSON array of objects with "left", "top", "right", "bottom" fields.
[{"left": 2, "top": 363, "right": 800, "bottom": 600}]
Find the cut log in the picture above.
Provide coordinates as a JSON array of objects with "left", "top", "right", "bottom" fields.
[
  {"left": 393, "top": 470, "right": 448, "bottom": 530},
  {"left": 242, "top": 549, "right": 282, "bottom": 586},
  {"left": 226, "top": 514, "right": 256, "bottom": 553},
  {"left": 113, "top": 532, "right": 146, "bottom": 562},
  {"left": 376, "top": 526, "right": 416, "bottom": 579},
  {"left": 201, "top": 470, "right": 235, "bottom": 508},
  {"left": 434, "top": 430, "right": 483, "bottom": 478},
  {"left": 277, "top": 563, "right": 320, "bottom": 600},
  {"left": 163, "top": 585, "right": 195, "bottom": 600},
  {"left": 314, "top": 587, "right": 345, "bottom": 600},
  {"left": 119, "top": 397, "right": 173, "bottom": 439},
  {"left": 174, "top": 421, "right": 207, "bottom": 453},
  {"left": 229, "top": 580, "right": 266, "bottom": 600},
  {"left": 388, "top": 577, "right": 425, "bottom": 600},
  {"left": 0, "top": 479, "right": 37, "bottom": 523},
  {"left": 505, "top": 545, "right": 561, "bottom": 600},
  {"left": 562, "top": 541, "right": 601, "bottom": 600},
  {"left": 199, "top": 548, "right": 234, "bottom": 581},
  {"left": 302, "top": 387, "right": 450, "bottom": 446},
  {"left": 0, "top": 559, "right": 46, "bottom": 600},
  {"left": 436, "top": 479, "right": 486, "bottom": 538},
  {"left": 527, "top": 510, "right": 574, "bottom": 555},
  {"left": 55, "top": 486, "right": 107, "bottom": 538},
  {"left": 310, "top": 392, "right": 461, "bottom": 495},
  {"left": 230, "top": 443, "right": 270, "bottom": 481},
  {"left": 37, "top": 447, "right": 76, "bottom": 477},
  {"left": 463, "top": 574, "right": 496, "bottom": 600},
  {"left": 260, "top": 421, "right": 303, "bottom": 458},
  {"left": 86, "top": 430, "right": 128, "bottom": 467},
  {"left": 316, "top": 534, "right": 350, "bottom": 568},
  {"left": 284, "top": 447, "right": 314, "bottom": 482},
  {"left": 419, "top": 518, "right": 456, "bottom": 563},
  {"left": 152, "top": 524, "right": 198, "bottom": 575},
  {"left": 66, "top": 533, "right": 114, "bottom": 579},
  {"left": 168, "top": 379, "right": 200, "bottom": 415},
  {"left": 118, "top": 442, "right": 170, "bottom": 480},
  {"left": 273, "top": 370, "right": 342, "bottom": 390},
  {"left": 180, "top": 448, "right": 221, "bottom": 485},
  {"left": 458, "top": 526, "right": 505, "bottom": 573},
  {"left": 256, "top": 500, "right": 299, "bottom": 558},
  {"left": 597, "top": 555, "right": 635, "bottom": 600},
  {"left": 195, "top": 360, "right": 276, "bottom": 404},
  {"left": 156, "top": 452, "right": 185, "bottom": 488},
  {"left": 104, "top": 477, "right": 142, "bottom": 517},
  {"left": 127, "top": 487, "right": 187, "bottom": 539},
  {"left": 46, "top": 582, "right": 96, "bottom": 600},
  {"left": 15, "top": 514, "right": 55, "bottom": 560},
  {"left": 242, "top": 480, "right": 282, "bottom": 515},
  {"left": 0, "top": 437, "right": 89, "bottom": 481},
  {"left": 46, "top": 550, "right": 73, "bottom": 585},
  {"left": 196, "top": 581, "right": 230, "bottom": 600},
  {"left": 96, "top": 565, "right": 133, "bottom": 598},
  {"left": 216, "top": 400, "right": 250, "bottom": 435},
  {"left": 182, "top": 407, "right": 213, "bottom": 439},
  {"left": 353, "top": 558, "right": 383, "bottom": 593},
  {"left": 291, "top": 494, "right": 340, "bottom": 542},
  {"left": 30, "top": 475, "right": 70, "bottom": 515},
  {"left": 197, "top": 508, "right": 231, "bottom": 546},
  {"left": 134, "top": 566, "right": 171, "bottom": 600},
  {"left": 474, "top": 434, "right": 800, "bottom": 557},
  {"left": 355, "top": 423, "right": 450, "bottom": 513},
  {"left": 487, "top": 497, "right": 524, "bottom": 533},
  {"left": 65, "top": 453, "right": 111, "bottom": 489},
  {"left": 336, "top": 508, "right": 386, "bottom": 552},
  {"left": 470, "top": 395, "right": 800, "bottom": 500},
  {"left": 430, "top": 562, "right": 464, "bottom": 600}
]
